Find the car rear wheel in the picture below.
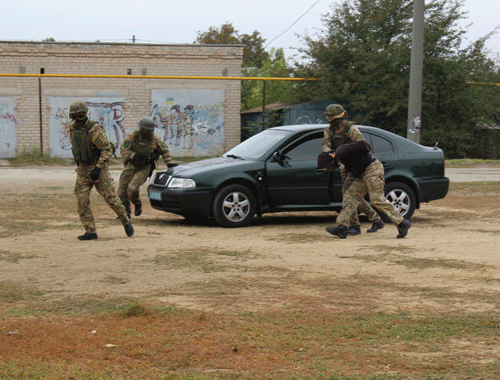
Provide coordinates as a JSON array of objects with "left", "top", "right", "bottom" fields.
[
  {"left": 384, "top": 182, "right": 416, "bottom": 220},
  {"left": 212, "top": 184, "right": 256, "bottom": 227}
]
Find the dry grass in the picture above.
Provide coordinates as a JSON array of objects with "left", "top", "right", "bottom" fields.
[{"left": 1, "top": 177, "right": 500, "bottom": 379}]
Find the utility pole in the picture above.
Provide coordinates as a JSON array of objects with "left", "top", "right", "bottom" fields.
[{"left": 407, "top": 0, "right": 425, "bottom": 143}]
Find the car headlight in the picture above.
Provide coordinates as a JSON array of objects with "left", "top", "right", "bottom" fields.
[{"left": 167, "top": 177, "right": 196, "bottom": 189}]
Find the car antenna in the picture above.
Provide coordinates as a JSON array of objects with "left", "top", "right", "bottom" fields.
[{"left": 433, "top": 124, "right": 446, "bottom": 150}]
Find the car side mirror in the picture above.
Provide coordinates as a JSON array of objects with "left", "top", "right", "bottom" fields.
[{"left": 271, "top": 151, "right": 282, "bottom": 162}]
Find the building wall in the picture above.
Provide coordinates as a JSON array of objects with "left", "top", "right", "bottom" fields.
[{"left": 0, "top": 41, "right": 243, "bottom": 158}]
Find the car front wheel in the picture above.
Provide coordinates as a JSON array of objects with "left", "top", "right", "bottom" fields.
[
  {"left": 384, "top": 182, "right": 416, "bottom": 220},
  {"left": 212, "top": 184, "right": 256, "bottom": 227}
]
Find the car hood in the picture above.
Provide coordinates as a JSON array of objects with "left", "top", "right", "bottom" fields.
[{"left": 165, "top": 156, "right": 259, "bottom": 177}]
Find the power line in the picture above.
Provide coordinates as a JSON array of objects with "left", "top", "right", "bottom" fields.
[{"left": 264, "top": 0, "right": 321, "bottom": 49}]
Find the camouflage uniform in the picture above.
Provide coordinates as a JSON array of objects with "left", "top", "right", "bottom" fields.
[
  {"left": 336, "top": 159, "right": 404, "bottom": 227},
  {"left": 118, "top": 129, "right": 172, "bottom": 216},
  {"left": 322, "top": 118, "right": 380, "bottom": 227},
  {"left": 70, "top": 117, "right": 131, "bottom": 236},
  {"left": 326, "top": 140, "right": 410, "bottom": 239}
]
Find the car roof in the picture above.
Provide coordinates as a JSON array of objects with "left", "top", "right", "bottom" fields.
[
  {"left": 271, "top": 123, "right": 381, "bottom": 134},
  {"left": 271, "top": 124, "right": 426, "bottom": 148}
]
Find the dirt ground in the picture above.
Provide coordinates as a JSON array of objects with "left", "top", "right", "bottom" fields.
[{"left": 1, "top": 166, "right": 499, "bottom": 317}]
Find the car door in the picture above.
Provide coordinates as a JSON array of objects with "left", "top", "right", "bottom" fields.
[{"left": 265, "top": 132, "right": 331, "bottom": 206}]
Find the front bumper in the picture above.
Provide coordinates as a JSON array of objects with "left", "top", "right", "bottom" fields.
[{"left": 147, "top": 184, "right": 212, "bottom": 217}]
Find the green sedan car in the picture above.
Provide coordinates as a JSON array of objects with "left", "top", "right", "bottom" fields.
[{"left": 148, "top": 124, "right": 449, "bottom": 227}]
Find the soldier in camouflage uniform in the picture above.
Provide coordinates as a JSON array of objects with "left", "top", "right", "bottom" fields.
[
  {"left": 321, "top": 140, "right": 411, "bottom": 239},
  {"left": 118, "top": 117, "right": 173, "bottom": 217},
  {"left": 69, "top": 101, "right": 134, "bottom": 240},
  {"left": 322, "top": 104, "right": 383, "bottom": 235}
]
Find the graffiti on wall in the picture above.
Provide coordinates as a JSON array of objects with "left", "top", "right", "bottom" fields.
[
  {"left": 0, "top": 97, "right": 18, "bottom": 158},
  {"left": 150, "top": 89, "right": 224, "bottom": 156},
  {"left": 49, "top": 97, "right": 126, "bottom": 158}
]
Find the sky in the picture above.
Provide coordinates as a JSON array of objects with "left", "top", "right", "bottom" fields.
[{"left": 2, "top": 0, "right": 499, "bottom": 64}]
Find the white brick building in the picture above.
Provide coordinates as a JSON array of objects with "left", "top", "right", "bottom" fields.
[{"left": 0, "top": 41, "right": 243, "bottom": 158}]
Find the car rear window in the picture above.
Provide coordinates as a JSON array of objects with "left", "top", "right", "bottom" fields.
[{"left": 365, "top": 133, "right": 394, "bottom": 154}]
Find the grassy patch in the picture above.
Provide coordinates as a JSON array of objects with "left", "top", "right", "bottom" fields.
[
  {"left": 353, "top": 245, "right": 486, "bottom": 271},
  {"left": 446, "top": 158, "right": 500, "bottom": 167},
  {"left": 100, "top": 275, "right": 128, "bottom": 285},
  {"left": 0, "top": 281, "right": 44, "bottom": 302},
  {"left": 450, "top": 181, "right": 500, "bottom": 193},
  {"left": 144, "top": 248, "right": 251, "bottom": 273},
  {"left": 394, "top": 257, "right": 486, "bottom": 270},
  {"left": 267, "top": 232, "right": 333, "bottom": 243},
  {"left": 1, "top": 308, "right": 500, "bottom": 379},
  {"left": 6, "top": 148, "right": 70, "bottom": 166},
  {"left": 0, "top": 250, "right": 38, "bottom": 263}
]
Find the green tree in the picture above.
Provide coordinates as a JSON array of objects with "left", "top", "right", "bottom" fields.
[
  {"left": 244, "top": 48, "right": 295, "bottom": 110},
  {"left": 194, "top": 22, "right": 269, "bottom": 68},
  {"left": 293, "top": 0, "right": 499, "bottom": 158},
  {"left": 195, "top": 23, "right": 296, "bottom": 115}
]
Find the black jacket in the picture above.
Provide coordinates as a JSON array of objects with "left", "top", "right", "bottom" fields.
[{"left": 334, "top": 140, "right": 375, "bottom": 177}]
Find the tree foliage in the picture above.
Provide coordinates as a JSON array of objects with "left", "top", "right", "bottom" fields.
[
  {"left": 195, "top": 23, "right": 296, "bottom": 112},
  {"left": 194, "top": 22, "right": 268, "bottom": 68},
  {"left": 293, "top": 0, "right": 499, "bottom": 158},
  {"left": 243, "top": 48, "right": 295, "bottom": 110}
]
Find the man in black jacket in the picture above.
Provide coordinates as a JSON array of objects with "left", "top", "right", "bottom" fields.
[{"left": 318, "top": 140, "right": 411, "bottom": 239}]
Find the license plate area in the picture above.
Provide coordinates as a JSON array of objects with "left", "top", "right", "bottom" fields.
[{"left": 149, "top": 191, "right": 162, "bottom": 201}]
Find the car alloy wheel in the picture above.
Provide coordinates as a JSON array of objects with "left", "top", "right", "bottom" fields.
[
  {"left": 384, "top": 182, "right": 416, "bottom": 219},
  {"left": 213, "top": 184, "right": 256, "bottom": 227}
]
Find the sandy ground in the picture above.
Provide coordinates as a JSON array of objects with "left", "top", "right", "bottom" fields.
[{"left": 1, "top": 165, "right": 500, "bottom": 314}]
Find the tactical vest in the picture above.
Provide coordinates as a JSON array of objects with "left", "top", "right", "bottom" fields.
[
  {"left": 132, "top": 130, "right": 153, "bottom": 156},
  {"left": 330, "top": 121, "right": 355, "bottom": 149},
  {"left": 71, "top": 120, "right": 101, "bottom": 166}
]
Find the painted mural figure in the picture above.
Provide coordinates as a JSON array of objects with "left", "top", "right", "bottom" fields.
[
  {"left": 182, "top": 105, "right": 195, "bottom": 149},
  {"left": 150, "top": 89, "right": 225, "bottom": 157}
]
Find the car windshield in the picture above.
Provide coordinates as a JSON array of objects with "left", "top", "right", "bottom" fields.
[{"left": 223, "top": 129, "right": 291, "bottom": 159}]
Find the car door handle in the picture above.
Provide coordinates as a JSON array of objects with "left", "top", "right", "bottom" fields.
[{"left": 314, "top": 168, "right": 326, "bottom": 174}]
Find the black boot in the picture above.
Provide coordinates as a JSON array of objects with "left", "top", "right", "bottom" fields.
[
  {"left": 347, "top": 225, "right": 361, "bottom": 235},
  {"left": 134, "top": 203, "right": 142, "bottom": 217},
  {"left": 124, "top": 222, "right": 134, "bottom": 237},
  {"left": 78, "top": 232, "right": 98, "bottom": 241},
  {"left": 397, "top": 219, "right": 411, "bottom": 239},
  {"left": 325, "top": 225, "right": 348, "bottom": 239},
  {"left": 367, "top": 219, "right": 385, "bottom": 233}
]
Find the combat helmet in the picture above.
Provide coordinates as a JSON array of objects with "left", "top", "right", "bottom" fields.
[
  {"left": 69, "top": 101, "right": 89, "bottom": 118},
  {"left": 324, "top": 104, "right": 347, "bottom": 119},
  {"left": 138, "top": 117, "right": 155, "bottom": 131}
]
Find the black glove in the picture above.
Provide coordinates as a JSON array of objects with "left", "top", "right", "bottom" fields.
[
  {"left": 167, "top": 163, "right": 178, "bottom": 168},
  {"left": 132, "top": 153, "right": 148, "bottom": 167},
  {"left": 90, "top": 167, "right": 102, "bottom": 182}
]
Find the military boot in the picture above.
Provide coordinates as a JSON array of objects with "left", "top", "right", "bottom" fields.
[
  {"left": 124, "top": 222, "right": 134, "bottom": 237},
  {"left": 134, "top": 202, "right": 142, "bottom": 216},
  {"left": 347, "top": 225, "right": 361, "bottom": 235},
  {"left": 397, "top": 219, "right": 411, "bottom": 239},
  {"left": 78, "top": 232, "right": 98, "bottom": 241},
  {"left": 367, "top": 219, "right": 385, "bottom": 233},
  {"left": 325, "top": 225, "right": 348, "bottom": 239}
]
